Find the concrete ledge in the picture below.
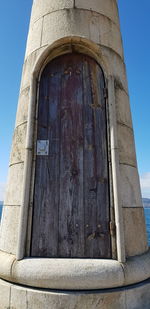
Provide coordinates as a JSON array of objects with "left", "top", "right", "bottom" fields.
[
  {"left": 0, "top": 250, "right": 150, "bottom": 290},
  {"left": 123, "top": 249, "right": 150, "bottom": 285}
]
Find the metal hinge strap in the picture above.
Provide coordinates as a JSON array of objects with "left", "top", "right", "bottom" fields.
[
  {"left": 103, "top": 87, "right": 108, "bottom": 99},
  {"left": 109, "top": 221, "right": 116, "bottom": 237}
]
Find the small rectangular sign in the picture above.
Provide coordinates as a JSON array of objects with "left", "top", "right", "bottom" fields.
[{"left": 37, "top": 140, "right": 49, "bottom": 156}]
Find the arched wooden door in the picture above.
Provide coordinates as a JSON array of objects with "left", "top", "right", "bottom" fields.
[{"left": 31, "top": 53, "right": 111, "bottom": 258}]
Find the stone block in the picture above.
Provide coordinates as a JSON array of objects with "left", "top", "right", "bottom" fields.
[
  {"left": 10, "top": 123, "right": 27, "bottom": 165},
  {"left": 0, "top": 278, "right": 150, "bottom": 309},
  {"left": 120, "top": 164, "right": 143, "bottom": 207},
  {"left": 30, "top": 0, "right": 74, "bottom": 24},
  {"left": 26, "top": 289, "right": 126, "bottom": 309},
  {"left": 123, "top": 207, "right": 148, "bottom": 257},
  {"left": 21, "top": 46, "right": 46, "bottom": 87},
  {"left": 91, "top": 13, "right": 123, "bottom": 57},
  {"left": 10, "top": 284, "right": 27, "bottom": 309},
  {"left": 0, "top": 279, "right": 11, "bottom": 309},
  {"left": 25, "top": 17, "right": 43, "bottom": 57},
  {"left": 115, "top": 88, "right": 132, "bottom": 128},
  {"left": 124, "top": 250, "right": 150, "bottom": 287},
  {"left": 99, "top": 45, "right": 128, "bottom": 94},
  {"left": 0, "top": 251, "right": 15, "bottom": 281},
  {"left": 89, "top": 14, "right": 100, "bottom": 43},
  {"left": 126, "top": 281, "right": 150, "bottom": 309},
  {"left": 117, "top": 124, "right": 137, "bottom": 166},
  {"left": 75, "top": 0, "right": 119, "bottom": 25},
  {"left": 15, "top": 87, "right": 30, "bottom": 126},
  {"left": 41, "top": 10, "right": 123, "bottom": 58},
  {"left": 4, "top": 163, "right": 24, "bottom": 205},
  {"left": 42, "top": 10, "right": 90, "bottom": 47},
  {"left": 0, "top": 206, "right": 20, "bottom": 255}
]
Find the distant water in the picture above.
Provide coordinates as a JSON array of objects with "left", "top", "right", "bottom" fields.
[
  {"left": 144, "top": 208, "right": 150, "bottom": 246},
  {"left": 0, "top": 205, "right": 3, "bottom": 219},
  {"left": 0, "top": 205, "right": 150, "bottom": 246}
]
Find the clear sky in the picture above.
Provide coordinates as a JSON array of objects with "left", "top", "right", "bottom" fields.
[{"left": 0, "top": 0, "right": 149, "bottom": 200}]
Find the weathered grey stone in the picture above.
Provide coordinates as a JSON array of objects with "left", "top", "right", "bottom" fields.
[
  {"left": 0, "top": 277, "right": 150, "bottom": 309},
  {"left": 25, "top": 17, "right": 43, "bottom": 57},
  {"left": 10, "top": 123, "right": 27, "bottom": 165},
  {"left": 10, "top": 284, "right": 27, "bottom": 309},
  {"left": 11, "top": 258, "right": 124, "bottom": 289},
  {"left": 1, "top": 250, "right": 150, "bottom": 291},
  {"left": 75, "top": 0, "right": 119, "bottom": 25},
  {"left": 0, "top": 279, "right": 11, "bottom": 309},
  {"left": 0, "top": 1, "right": 149, "bottom": 308},
  {"left": 26, "top": 289, "right": 126, "bottom": 309},
  {"left": 40, "top": 10, "right": 123, "bottom": 58},
  {"left": 115, "top": 87, "right": 132, "bottom": 128},
  {"left": 0, "top": 251, "right": 15, "bottom": 282},
  {"left": 30, "top": 0, "right": 119, "bottom": 27},
  {"left": 123, "top": 250, "right": 150, "bottom": 286},
  {"left": 0, "top": 206, "right": 20, "bottom": 255},
  {"left": 31, "top": 0, "right": 74, "bottom": 24},
  {"left": 42, "top": 10, "right": 90, "bottom": 48},
  {"left": 4, "top": 163, "right": 24, "bottom": 205},
  {"left": 99, "top": 45, "right": 129, "bottom": 93},
  {"left": 120, "top": 164, "right": 143, "bottom": 207},
  {"left": 117, "top": 124, "right": 137, "bottom": 166},
  {"left": 91, "top": 13, "right": 123, "bottom": 57},
  {"left": 126, "top": 281, "right": 150, "bottom": 309},
  {"left": 123, "top": 207, "right": 148, "bottom": 257},
  {"left": 21, "top": 47, "right": 46, "bottom": 88},
  {"left": 0, "top": 279, "right": 126, "bottom": 309},
  {"left": 15, "top": 87, "right": 30, "bottom": 126}
]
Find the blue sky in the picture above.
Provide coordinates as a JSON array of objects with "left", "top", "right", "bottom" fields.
[{"left": 0, "top": 0, "right": 150, "bottom": 199}]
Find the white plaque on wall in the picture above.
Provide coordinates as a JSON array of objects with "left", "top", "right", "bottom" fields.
[{"left": 37, "top": 140, "right": 49, "bottom": 155}]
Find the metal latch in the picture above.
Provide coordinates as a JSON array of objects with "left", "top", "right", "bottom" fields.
[{"left": 88, "top": 231, "right": 105, "bottom": 240}]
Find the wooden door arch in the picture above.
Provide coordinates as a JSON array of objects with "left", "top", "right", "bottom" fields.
[{"left": 31, "top": 53, "right": 111, "bottom": 258}]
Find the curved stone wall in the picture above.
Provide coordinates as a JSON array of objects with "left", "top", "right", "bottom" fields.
[{"left": 0, "top": 0, "right": 148, "bottom": 260}]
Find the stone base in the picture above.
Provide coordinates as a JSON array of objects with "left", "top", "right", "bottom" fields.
[{"left": 0, "top": 278, "right": 150, "bottom": 309}]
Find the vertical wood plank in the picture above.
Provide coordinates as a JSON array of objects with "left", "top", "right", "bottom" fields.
[
  {"left": 83, "top": 56, "right": 98, "bottom": 257},
  {"left": 83, "top": 56, "right": 111, "bottom": 258},
  {"left": 58, "top": 54, "right": 84, "bottom": 257},
  {"left": 31, "top": 59, "right": 62, "bottom": 256},
  {"left": 95, "top": 64, "right": 111, "bottom": 258},
  {"left": 31, "top": 66, "right": 50, "bottom": 256}
]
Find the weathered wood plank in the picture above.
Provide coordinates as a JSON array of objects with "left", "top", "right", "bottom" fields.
[
  {"left": 95, "top": 65, "right": 111, "bottom": 258},
  {"left": 83, "top": 56, "right": 111, "bottom": 258},
  {"left": 58, "top": 54, "right": 84, "bottom": 257},
  {"left": 83, "top": 56, "right": 98, "bottom": 258},
  {"left": 31, "top": 59, "right": 62, "bottom": 256}
]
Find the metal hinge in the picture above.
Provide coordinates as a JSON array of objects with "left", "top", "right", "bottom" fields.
[
  {"left": 109, "top": 221, "right": 116, "bottom": 237},
  {"left": 103, "top": 87, "right": 108, "bottom": 99}
]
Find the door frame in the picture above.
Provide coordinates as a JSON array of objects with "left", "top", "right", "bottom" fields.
[{"left": 16, "top": 37, "right": 125, "bottom": 262}]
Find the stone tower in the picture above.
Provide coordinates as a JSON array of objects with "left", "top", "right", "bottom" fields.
[{"left": 0, "top": 0, "right": 150, "bottom": 308}]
